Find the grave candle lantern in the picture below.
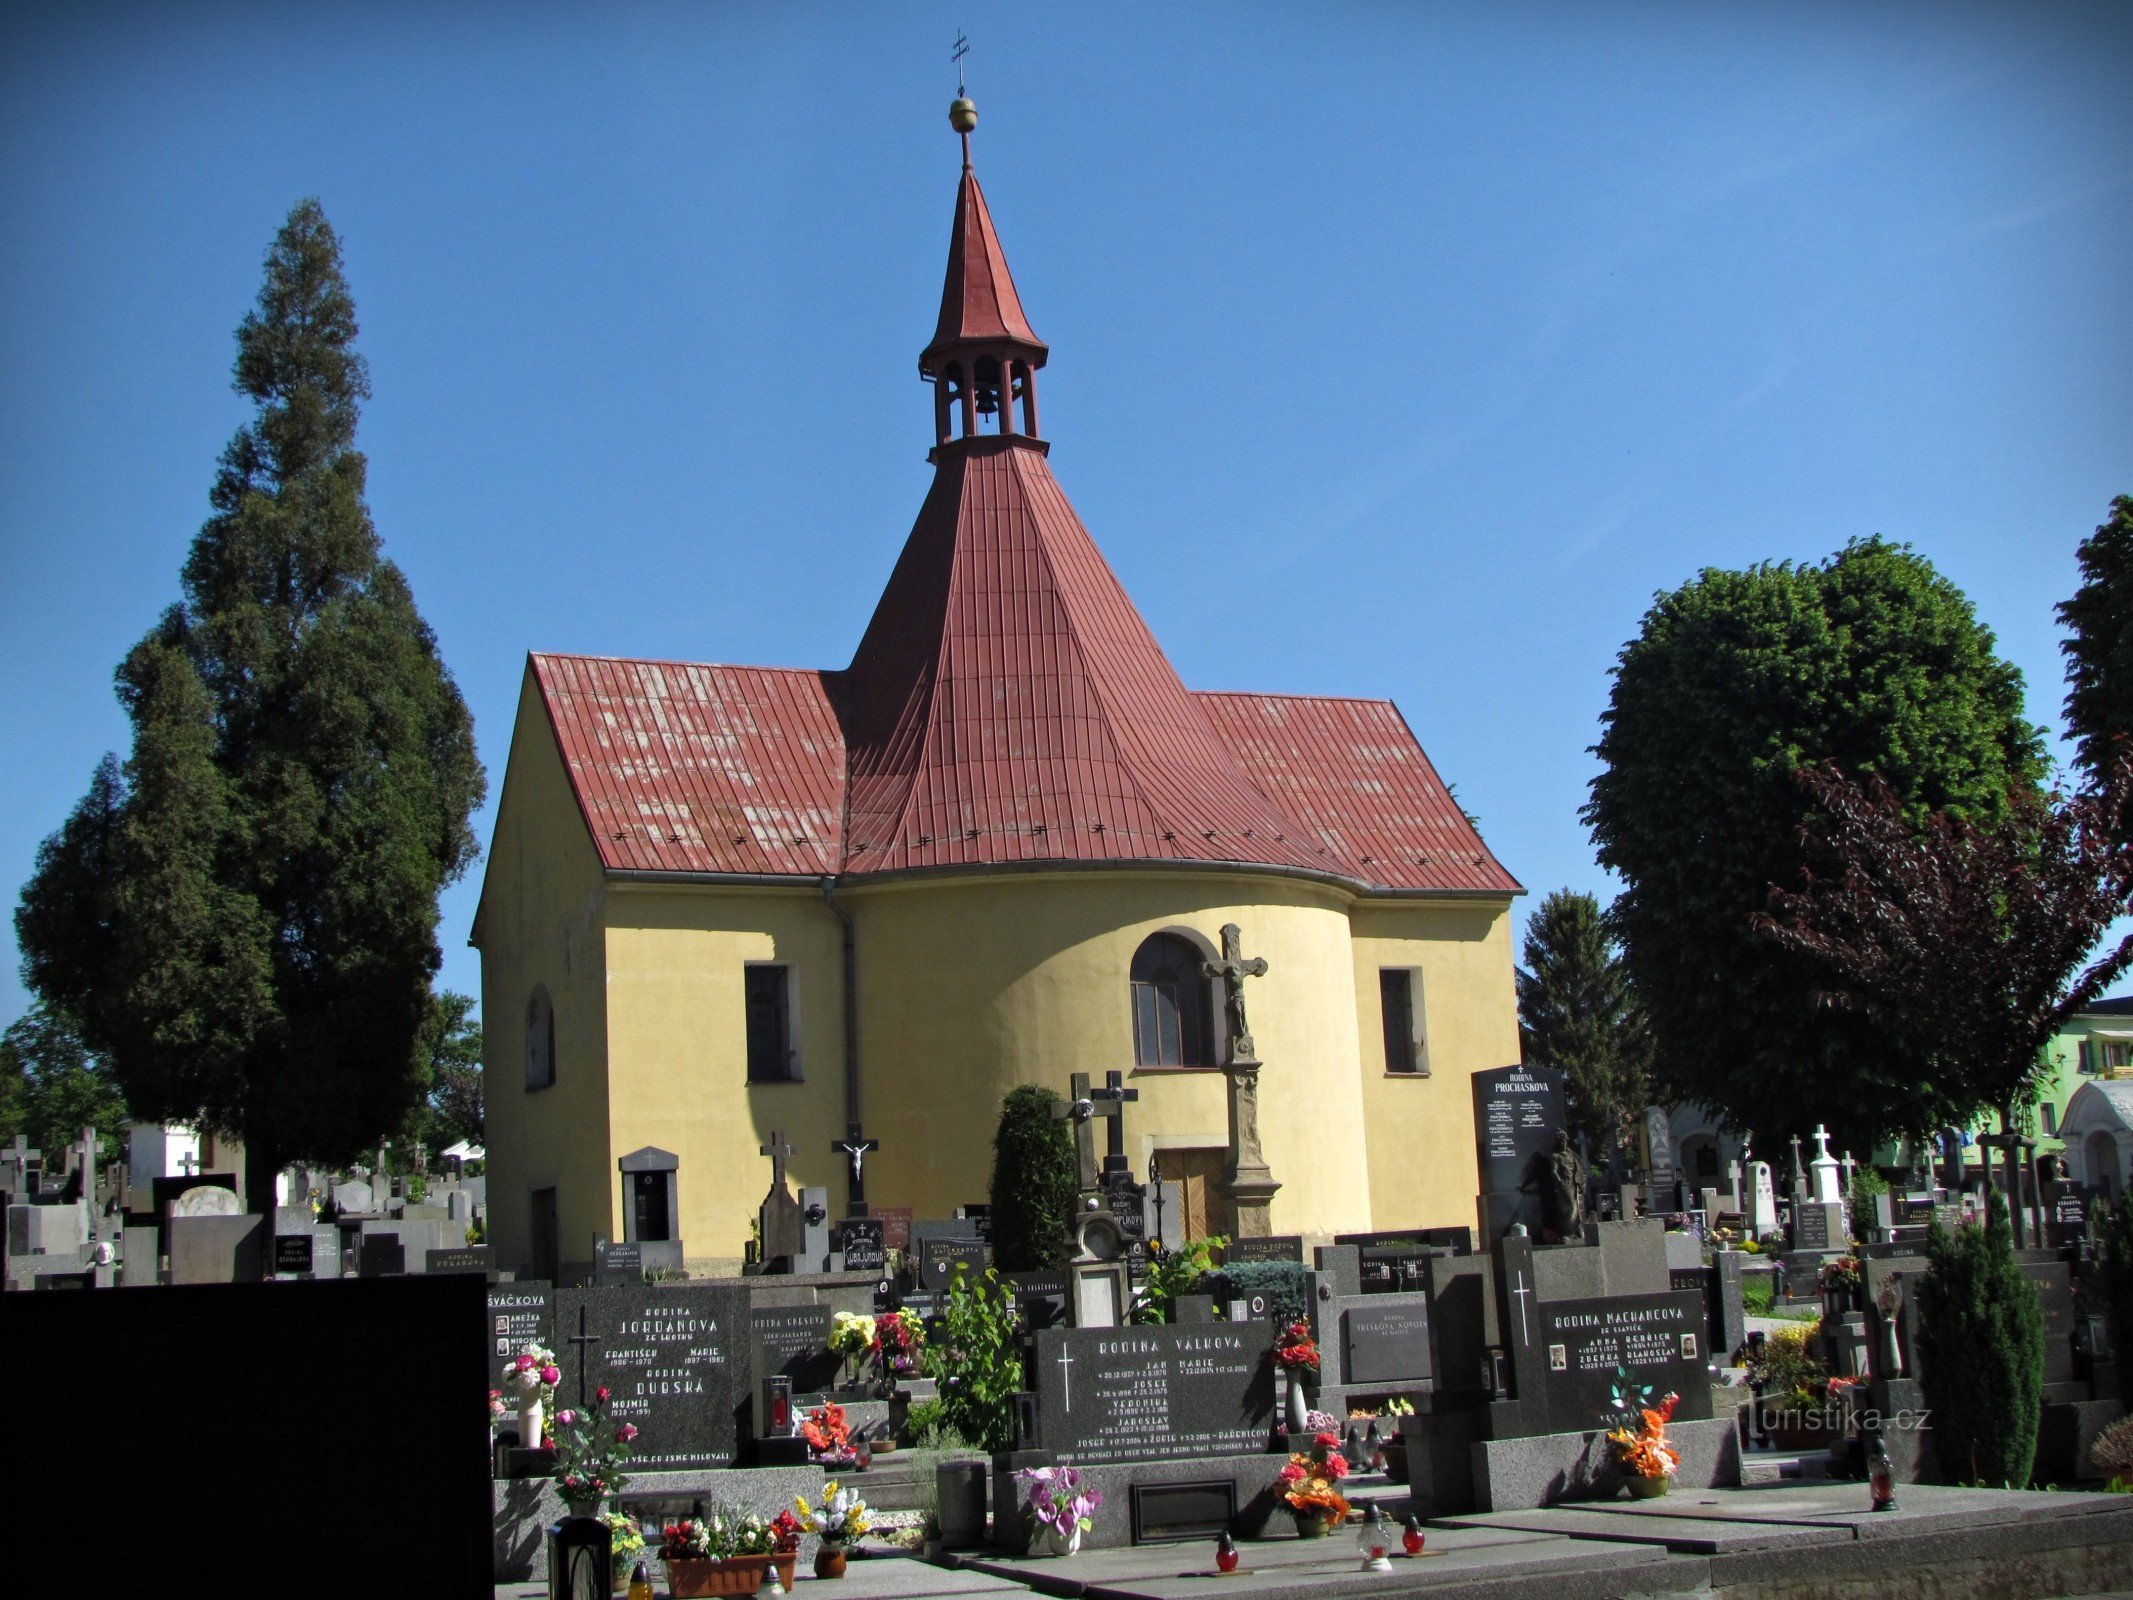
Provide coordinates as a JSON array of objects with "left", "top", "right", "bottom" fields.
[{"left": 1357, "top": 1505, "right": 1392, "bottom": 1571}]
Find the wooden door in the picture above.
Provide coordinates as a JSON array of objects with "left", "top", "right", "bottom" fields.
[{"left": 1164, "top": 1148, "right": 1230, "bottom": 1242}]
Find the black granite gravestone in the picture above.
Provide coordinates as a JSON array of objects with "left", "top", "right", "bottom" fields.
[
  {"left": 557, "top": 1283, "right": 750, "bottom": 1469},
  {"left": 1793, "top": 1205, "right": 1831, "bottom": 1251},
  {"left": 358, "top": 1233, "right": 406, "bottom": 1277},
  {"left": 1341, "top": 1300, "right": 1433, "bottom": 1386},
  {"left": 426, "top": 1245, "right": 491, "bottom": 1275},
  {"left": 1031, "top": 1320, "right": 1275, "bottom": 1464},
  {"left": 489, "top": 1280, "right": 552, "bottom": 1359},
  {"left": 1471, "top": 1066, "right": 1567, "bottom": 1239},
  {"left": 272, "top": 1234, "right": 314, "bottom": 1276},
  {"left": 836, "top": 1218, "right": 886, "bottom": 1275},
  {"left": 919, "top": 1235, "right": 989, "bottom": 1293},
  {"left": 1010, "top": 1271, "right": 1071, "bottom": 1332},
  {"left": 594, "top": 1240, "right": 644, "bottom": 1284},
  {"left": 1535, "top": 1290, "right": 1712, "bottom": 1431},
  {"left": 749, "top": 1303, "right": 840, "bottom": 1397},
  {"left": 2050, "top": 1187, "right": 2090, "bottom": 1249}
]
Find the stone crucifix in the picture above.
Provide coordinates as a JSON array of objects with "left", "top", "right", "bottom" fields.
[{"left": 1201, "top": 924, "right": 1281, "bottom": 1237}]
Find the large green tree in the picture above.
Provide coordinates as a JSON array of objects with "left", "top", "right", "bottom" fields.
[
  {"left": 0, "top": 1006, "right": 131, "bottom": 1170},
  {"left": 1516, "top": 889, "right": 1650, "bottom": 1161},
  {"left": 2058, "top": 494, "right": 2133, "bottom": 788},
  {"left": 15, "top": 199, "right": 485, "bottom": 1223},
  {"left": 393, "top": 990, "right": 484, "bottom": 1167},
  {"left": 1584, "top": 538, "right": 2044, "bottom": 1152}
]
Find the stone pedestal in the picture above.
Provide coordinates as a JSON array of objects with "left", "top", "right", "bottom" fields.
[{"left": 1223, "top": 1056, "right": 1280, "bottom": 1237}]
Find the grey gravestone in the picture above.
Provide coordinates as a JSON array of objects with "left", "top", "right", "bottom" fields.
[
  {"left": 488, "top": 1280, "right": 552, "bottom": 1359},
  {"left": 749, "top": 1303, "right": 840, "bottom": 1396},
  {"left": 1535, "top": 1290, "right": 1713, "bottom": 1432},
  {"left": 1340, "top": 1298, "right": 1433, "bottom": 1386},
  {"left": 594, "top": 1240, "right": 643, "bottom": 1284},
  {"left": 918, "top": 1234, "right": 989, "bottom": 1293},
  {"left": 171, "top": 1185, "right": 242, "bottom": 1218},
  {"left": 835, "top": 1219, "right": 885, "bottom": 1276},
  {"left": 798, "top": 1186, "right": 832, "bottom": 1269},
  {"left": 556, "top": 1282, "right": 751, "bottom": 1469},
  {"left": 169, "top": 1214, "right": 266, "bottom": 1284},
  {"left": 331, "top": 1181, "right": 372, "bottom": 1215},
  {"left": 121, "top": 1224, "right": 160, "bottom": 1287},
  {"left": 1031, "top": 1320, "right": 1275, "bottom": 1464},
  {"left": 426, "top": 1246, "right": 492, "bottom": 1275},
  {"left": 1793, "top": 1203, "right": 1832, "bottom": 1252},
  {"left": 1471, "top": 1066, "right": 1567, "bottom": 1239}
]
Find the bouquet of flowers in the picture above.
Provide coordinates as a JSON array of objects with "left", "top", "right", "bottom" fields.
[
  {"left": 488, "top": 1389, "right": 509, "bottom": 1424},
  {"left": 1278, "top": 1432, "right": 1351, "bottom": 1529},
  {"left": 501, "top": 1343, "right": 561, "bottom": 1401},
  {"left": 1014, "top": 1465, "right": 1103, "bottom": 1542},
  {"left": 660, "top": 1506, "right": 784, "bottom": 1560},
  {"left": 801, "top": 1401, "right": 857, "bottom": 1466},
  {"left": 1606, "top": 1392, "right": 1681, "bottom": 1480},
  {"left": 553, "top": 1384, "right": 638, "bottom": 1502},
  {"left": 797, "top": 1480, "right": 873, "bottom": 1547},
  {"left": 830, "top": 1311, "right": 877, "bottom": 1387},
  {"left": 604, "top": 1513, "right": 646, "bottom": 1583},
  {"left": 1272, "top": 1321, "right": 1320, "bottom": 1377},
  {"left": 870, "top": 1309, "right": 925, "bottom": 1386},
  {"left": 1818, "top": 1254, "right": 1863, "bottom": 1293}
]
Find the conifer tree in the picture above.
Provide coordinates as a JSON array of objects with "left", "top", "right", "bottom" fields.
[
  {"left": 15, "top": 199, "right": 484, "bottom": 1225},
  {"left": 1516, "top": 889, "right": 1651, "bottom": 1162},
  {"left": 1915, "top": 1190, "right": 2045, "bottom": 1486},
  {"left": 988, "top": 1084, "right": 1078, "bottom": 1271},
  {"left": 2059, "top": 494, "right": 2133, "bottom": 794}
]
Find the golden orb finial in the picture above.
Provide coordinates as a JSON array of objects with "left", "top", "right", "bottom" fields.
[{"left": 949, "top": 96, "right": 978, "bottom": 134}]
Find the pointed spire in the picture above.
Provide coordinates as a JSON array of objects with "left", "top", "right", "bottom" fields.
[{"left": 920, "top": 106, "right": 1046, "bottom": 379}]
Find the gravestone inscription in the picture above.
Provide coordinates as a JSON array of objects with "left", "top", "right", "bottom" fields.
[
  {"left": 1536, "top": 1290, "right": 1712, "bottom": 1430},
  {"left": 1031, "top": 1321, "right": 1275, "bottom": 1465},
  {"left": 1793, "top": 1204, "right": 1831, "bottom": 1252},
  {"left": 749, "top": 1304, "right": 840, "bottom": 1397},
  {"left": 272, "top": 1234, "right": 315, "bottom": 1276},
  {"left": 919, "top": 1235, "right": 989, "bottom": 1293},
  {"left": 594, "top": 1240, "right": 644, "bottom": 1285},
  {"left": 557, "top": 1283, "right": 750, "bottom": 1470},
  {"left": 426, "top": 1246, "right": 492, "bottom": 1275},
  {"left": 1341, "top": 1300, "right": 1433, "bottom": 1386},
  {"left": 1223, "top": 1235, "right": 1305, "bottom": 1264},
  {"left": 1472, "top": 1066, "right": 1567, "bottom": 1238},
  {"left": 835, "top": 1219, "right": 885, "bottom": 1275}
]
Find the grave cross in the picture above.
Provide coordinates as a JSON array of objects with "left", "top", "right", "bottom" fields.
[
  {"left": 1055, "top": 1342, "right": 1075, "bottom": 1412},
  {"left": 760, "top": 1131, "right": 794, "bottom": 1193},
  {"left": 177, "top": 1149, "right": 200, "bottom": 1179},
  {"left": 567, "top": 1302, "right": 602, "bottom": 1411},
  {"left": 1055, "top": 1073, "right": 1101, "bottom": 1192},
  {"left": 1090, "top": 1069, "right": 1139, "bottom": 1180},
  {"left": 1509, "top": 1266, "right": 1534, "bottom": 1343},
  {"left": 831, "top": 1134, "right": 880, "bottom": 1212},
  {"left": 1201, "top": 923, "right": 1269, "bottom": 1062},
  {"left": 1788, "top": 1134, "right": 1804, "bottom": 1181}
]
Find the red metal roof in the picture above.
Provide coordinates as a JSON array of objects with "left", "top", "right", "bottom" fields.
[
  {"left": 920, "top": 164, "right": 1046, "bottom": 372},
  {"left": 530, "top": 654, "right": 845, "bottom": 877},
  {"left": 1195, "top": 692, "right": 1522, "bottom": 894}
]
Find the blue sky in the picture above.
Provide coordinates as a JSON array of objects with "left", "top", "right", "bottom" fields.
[{"left": 2, "top": 2, "right": 2128, "bottom": 1028}]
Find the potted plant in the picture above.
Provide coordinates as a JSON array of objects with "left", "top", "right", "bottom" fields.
[
  {"left": 1819, "top": 1254, "right": 1865, "bottom": 1315},
  {"left": 603, "top": 1513, "right": 646, "bottom": 1596},
  {"left": 1277, "top": 1432, "right": 1351, "bottom": 1537},
  {"left": 829, "top": 1311, "right": 876, "bottom": 1392},
  {"left": 1272, "top": 1321, "right": 1320, "bottom": 1434},
  {"left": 1606, "top": 1392, "right": 1682, "bottom": 1498},
  {"left": 801, "top": 1401, "right": 860, "bottom": 1468},
  {"left": 1738, "top": 1322, "right": 1852, "bottom": 1448},
  {"left": 1013, "top": 1464, "right": 1103, "bottom": 1557},
  {"left": 500, "top": 1342, "right": 561, "bottom": 1451},
  {"left": 797, "top": 1480, "right": 873, "bottom": 1577},
  {"left": 658, "top": 1507, "right": 800, "bottom": 1598},
  {"left": 553, "top": 1385, "right": 638, "bottom": 1517}
]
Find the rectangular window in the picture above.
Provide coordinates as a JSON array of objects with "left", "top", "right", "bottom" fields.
[
  {"left": 1380, "top": 969, "right": 1426, "bottom": 1075},
  {"left": 745, "top": 964, "right": 798, "bottom": 1083},
  {"left": 2110, "top": 1042, "right": 2132, "bottom": 1074},
  {"left": 2041, "top": 1102, "right": 2059, "bottom": 1139}
]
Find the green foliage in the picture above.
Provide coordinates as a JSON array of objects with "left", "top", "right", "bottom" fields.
[
  {"left": 919, "top": 1266, "right": 1026, "bottom": 1452},
  {"left": 1739, "top": 1276, "right": 1775, "bottom": 1316},
  {"left": 13, "top": 199, "right": 485, "bottom": 1219},
  {"left": 1916, "top": 1191, "right": 2045, "bottom": 1486},
  {"left": 901, "top": 1397, "right": 948, "bottom": 1439},
  {"left": 2096, "top": 1196, "right": 2133, "bottom": 1369},
  {"left": 2058, "top": 495, "right": 2133, "bottom": 792},
  {"left": 394, "top": 990, "right": 483, "bottom": 1162},
  {"left": 987, "top": 1084, "right": 1077, "bottom": 1272},
  {"left": 1848, "top": 1164, "right": 1889, "bottom": 1228},
  {"left": 1134, "top": 1235, "right": 1227, "bottom": 1324},
  {"left": 1585, "top": 537, "right": 2044, "bottom": 1151},
  {"left": 0, "top": 1006, "right": 130, "bottom": 1167},
  {"left": 1516, "top": 889, "right": 1651, "bottom": 1154},
  {"left": 1215, "top": 1259, "right": 1311, "bottom": 1328}
]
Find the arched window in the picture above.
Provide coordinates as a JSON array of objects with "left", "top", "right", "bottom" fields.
[
  {"left": 525, "top": 985, "right": 556, "bottom": 1091},
  {"left": 1130, "top": 933, "right": 1213, "bottom": 1068}
]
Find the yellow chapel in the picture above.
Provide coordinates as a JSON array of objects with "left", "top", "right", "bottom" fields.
[{"left": 473, "top": 109, "right": 1523, "bottom": 1283}]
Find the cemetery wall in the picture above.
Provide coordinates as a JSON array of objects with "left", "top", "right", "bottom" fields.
[
  {"left": 846, "top": 870, "right": 1379, "bottom": 1232},
  {"left": 604, "top": 883, "right": 848, "bottom": 1269},
  {"left": 1349, "top": 899, "right": 1517, "bottom": 1232},
  {"left": 476, "top": 670, "right": 616, "bottom": 1279}
]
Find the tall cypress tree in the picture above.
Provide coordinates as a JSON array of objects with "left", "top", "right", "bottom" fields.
[
  {"left": 16, "top": 199, "right": 485, "bottom": 1224},
  {"left": 988, "top": 1085, "right": 1078, "bottom": 1271},
  {"left": 1915, "top": 1188, "right": 2045, "bottom": 1485},
  {"left": 1516, "top": 889, "right": 1651, "bottom": 1162}
]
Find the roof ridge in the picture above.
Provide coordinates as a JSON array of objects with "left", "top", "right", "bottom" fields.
[
  {"left": 1192, "top": 688, "right": 1401, "bottom": 709},
  {"left": 531, "top": 650, "right": 830, "bottom": 678}
]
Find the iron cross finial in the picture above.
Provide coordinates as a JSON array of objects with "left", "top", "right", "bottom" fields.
[{"left": 953, "top": 30, "right": 970, "bottom": 97}]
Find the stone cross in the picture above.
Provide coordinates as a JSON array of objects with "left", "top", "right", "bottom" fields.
[
  {"left": 1056, "top": 1073, "right": 1102, "bottom": 1192},
  {"left": 177, "top": 1150, "right": 201, "bottom": 1179},
  {"left": 1090, "top": 1070, "right": 1139, "bottom": 1181},
  {"left": 761, "top": 1131, "right": 794, "bottom": 1191},
  {"left": 1202, "top": 923, "right": 1269, "bottom": 1063},
  {"left": 1812, "top": 1124, "right": 1835, "bottom": 1164},
  {"left": 1788, "top": 1134, "right": 1804, "bottom": 1181}
]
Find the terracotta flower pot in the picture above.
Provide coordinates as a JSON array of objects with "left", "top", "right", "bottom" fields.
[
  {"left": 661, "top": 1554, "right": 797, "bottom": 1598},
  {"left": 815, "top": 1545, "right": 849, "bottom": 1579},
  {"left": 1289, "top": 1510, "right": 1335, "bottom": 1539}
]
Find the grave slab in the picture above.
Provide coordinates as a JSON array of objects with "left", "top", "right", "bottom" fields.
[{"left": 1474, "top": 1414, "right": 1740, "bottom": 1511}]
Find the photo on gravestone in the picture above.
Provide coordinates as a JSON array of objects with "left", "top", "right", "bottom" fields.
[
  {"left": 1031, "top": 1320, "right": 1275, "bottom": 1465},
  {"left": 557, "top": 1283, "right": 750, "bottom": 1470},
  {"left": 1471, "top": 1065, "right": 1566, "bottom": 1237},
  {"left": 750, "top": 1303, "right": 841, "bottom": 1399},
  {"left": 1340, "top": 1300, "right": 1433, "bottom": 1387},
  {"left": 490, "top": 1281, "right": 552, "bottom": 1360},
  {"left": 1537, "top": 1291, "right": 1712, "bottom": 1429}
]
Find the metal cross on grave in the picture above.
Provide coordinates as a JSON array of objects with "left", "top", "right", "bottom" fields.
[
  {"left": 567, "top": 1301, "right": 602, "bottom": 1412},
  {"left": 1090, "top": 1070, "right": 1139, "bottom": 1183},
  {"left": 1202, "top": 923, "right": 1269, "bottom": 1063}
]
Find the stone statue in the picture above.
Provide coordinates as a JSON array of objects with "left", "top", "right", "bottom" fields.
[
  {"left": 1202, "top": 923, "right": 1269, "bottom": 1062},
  {"left": 1541, "top": 1130, "right": 1586, "bottom": 1241}
]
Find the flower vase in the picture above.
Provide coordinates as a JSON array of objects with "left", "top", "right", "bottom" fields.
[
  {"left": 815, "top": 1545, "right": 848, "bottom": 1579},
  {"left": 1285, "top": 1371, "right": 1310, "bottom": 1434},
  {"left": 1624, "top": 1473, "right": 1671, "bottom": 1500},
  {"left": 566, "top": 1496, "right": 605, "bottom": 1521},
  {"left": 518, "top": 1394, "right": 545, "bottom": 1451},
  {"left": 1290, "top": 1511, "right": 1331, "bottom": 1539},
  {"left": 1044, "top": 1524, "right": 1083, "bottom": 1558}
]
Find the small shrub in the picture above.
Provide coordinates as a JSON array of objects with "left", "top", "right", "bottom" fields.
[
  {"left": 1211, "top": 1259, "right": 1312, "bottom": 1328},
  {"left": 1916, "top": 1189, "right": 2045, "bottom": 1487},
  {"left": 920, "top": 1265, "right": 1026, "bottom": 1452},
  {"left": 988, "top": 1086, "right": 1078, "bottom": 1272},
  {"left": 2091, "top": 1415, "right": 2133, "bottom": 1479},
  {"left": 1134, "top": 1235, "right": 1226, "bottom": 1324}
]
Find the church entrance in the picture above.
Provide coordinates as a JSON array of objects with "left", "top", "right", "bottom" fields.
[{"left": 1163, "top": 1148, "right": 1230, "bottom": 1242}]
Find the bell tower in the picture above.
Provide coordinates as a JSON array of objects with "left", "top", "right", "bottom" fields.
[{"left": 918, "top": 94, "right": 1048, "bottom": 448}]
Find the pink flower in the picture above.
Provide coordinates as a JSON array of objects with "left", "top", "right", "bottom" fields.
[
  {"left": 597, "top": 1386, "right": 611, "bottom": 1403},
  {"left": 515, "top": 1355, "right": 534, "bottom": 1371},
  {"left": 540, "top": 1366, "right": 561, "bottom": 1386},
  {"left": 557, "top": 1409, "right": 577, "bottom": 1427},
  {"left": 617, "top": 1424, "right": 639, "bottom": 1442}
]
